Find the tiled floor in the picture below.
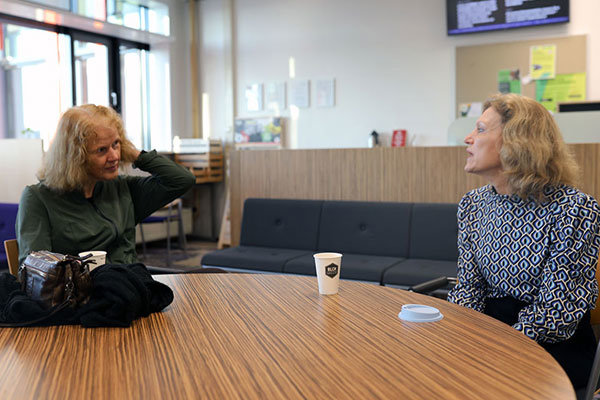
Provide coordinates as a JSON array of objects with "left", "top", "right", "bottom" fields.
[{"left": 137, "top": 239, "right": 219, "bottom": 272}]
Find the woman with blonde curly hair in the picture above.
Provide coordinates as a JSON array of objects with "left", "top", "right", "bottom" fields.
[
  {"left": 16, "top": 104, "right": 195, "bottom": 266},
  {"left": 447, "top": 93, "right": 600, "bottom": 391}
]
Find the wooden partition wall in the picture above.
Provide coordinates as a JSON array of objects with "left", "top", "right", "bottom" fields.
[{"left": 229, "top": 144, "right": 600, "bottom": 246}]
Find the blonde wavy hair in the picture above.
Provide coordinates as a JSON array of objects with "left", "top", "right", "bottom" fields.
[
  {"left": 485, "top": 93, "right": 579, "bottom": 200},
  {"left": 39, "top": 104, "right": 139, "bottom": 192}
]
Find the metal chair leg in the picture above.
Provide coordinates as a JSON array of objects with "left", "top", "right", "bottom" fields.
[
  {"left": 140, "top": 223, "right": 147, "bottom": 259},
  {"left": 166, "top": 207, "right": 172, "bottom": 267},
  {"left": 177, "top": 199, "right": 187, "bottom": 253}
]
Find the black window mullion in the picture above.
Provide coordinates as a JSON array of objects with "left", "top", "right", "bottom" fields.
[
  {"left": 70, "top": 35, "right": 76, "bottom": 106},
  {"left": 109, "top": 37, "right": 120, "bottom": 113}
]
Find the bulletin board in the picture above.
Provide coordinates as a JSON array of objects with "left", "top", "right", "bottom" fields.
[
  {"left": 456, "top": 35, "right": 586, "bottom": 117},
  {"left": 234, "top": 117, "right": 286, "bottom": 149}
]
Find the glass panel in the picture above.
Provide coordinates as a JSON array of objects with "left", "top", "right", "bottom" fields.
[
  {"left": 148, "top": 2, "right": 170, "bottom": 36},
  {"left": 23, "top": 0, "right": 70, "bottom": 10},
  {"left": 107, "top": 1, "right": 169, "bottom": 36},
  {"left": 74, "top": 40, "right": 109, "bottom": 106},
  {"left": 75, "top": 0, "right": 107, "bottom": 20},
  {"left": 0, "top": 22, "right": 72, "bottom": 146},
  {"left": 108, "top": 1, "right": 142, "bottom": 30},
  {"left": 120, "top": 45, "right": 149, "bottom": 149},
  {"left": 148, "top": 48, "right": 171, "bottom": 151}
]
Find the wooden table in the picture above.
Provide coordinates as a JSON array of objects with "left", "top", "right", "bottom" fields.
[{"left": 0, "top": 274, "right": 574, "bottom": 399}]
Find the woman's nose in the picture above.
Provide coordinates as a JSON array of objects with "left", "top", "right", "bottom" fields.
[
  {"left": 107, "top": 147, "right": 119, "bottom": 160},
  {"left": 464, "top": 130, "right": 475, "bottom": 145}
]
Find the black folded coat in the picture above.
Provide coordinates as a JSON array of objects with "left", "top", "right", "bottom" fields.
[{"left": 0, "top": 263, "right": 174, "bottom": 327}]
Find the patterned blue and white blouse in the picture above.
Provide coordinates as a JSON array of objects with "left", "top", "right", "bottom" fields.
[{"left": 447, "top": 184, "right": 600, "bottom": 344}]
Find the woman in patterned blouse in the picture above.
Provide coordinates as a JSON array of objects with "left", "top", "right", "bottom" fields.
[{"left": 447, "top": 93, "right": 600, "bottom": 390}]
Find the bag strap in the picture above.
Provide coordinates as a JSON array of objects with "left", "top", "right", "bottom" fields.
[
  {"left": 0, "top": 258, "right": 87, "bottom": 328},
  {"left": 0, "top": 297, "right": 74, "bottom": 327}
]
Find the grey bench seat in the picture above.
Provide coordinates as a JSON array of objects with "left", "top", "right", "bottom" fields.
[
  {"left": 202, "top": 246, "right": 311, "bottom": 273},
  {"left": 284, "top": 253, "right": 406, "bottom": 282}
]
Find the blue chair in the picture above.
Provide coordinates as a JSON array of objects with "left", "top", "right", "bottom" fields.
[{"left": 139, "top": 199, "right": 187, "bottom": 267}]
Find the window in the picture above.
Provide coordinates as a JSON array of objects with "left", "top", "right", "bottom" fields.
[
  {"left": 108, "top": 1, "right": 170, "bottom": 36},
  {"left": 24, "top": 0, "right": 170, "bottom": 36},
  {"left": 108, "top": 1, "right": 142, "bottom": 30},
  {"left": 120, "top": 44, "right": 150, "bottom": 149},
  {"left": 0, "top": 22, "right": 72, "bottom": 144},
  {"left": 24, "top": 0, "right": 70, "bottom": 11},
  {"left": 73, "top": 0, "right": 107, "bottom": 20},
  {"left": 74, "top": 39, "right": 110, "bottom": 106},
  {"left": 0, "top": 15, "right": 158, "bottom": 149}
]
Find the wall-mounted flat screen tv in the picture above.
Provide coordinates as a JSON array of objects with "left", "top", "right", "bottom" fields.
[{"left": 447, "top": 0, "right": 569, "bottom": 35}]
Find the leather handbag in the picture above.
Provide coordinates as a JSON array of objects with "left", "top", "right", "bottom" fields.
[{"left": 18, "top": 250, "right": 93, "bottom": 309}]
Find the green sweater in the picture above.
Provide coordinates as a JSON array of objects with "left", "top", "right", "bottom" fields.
[{"left": 16, "top": 150, "right": 195, "bottom": 265}]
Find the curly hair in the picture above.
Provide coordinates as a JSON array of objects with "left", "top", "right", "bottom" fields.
[
  {"left": 38, "top": 104, "right": 139, "bottom": 192},
  {"left": 484, "top": 93, "right": 579, "bottom": 200}
]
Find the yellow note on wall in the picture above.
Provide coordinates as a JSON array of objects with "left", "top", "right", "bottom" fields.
[{"left": 530, "top": 44, "right": 557, "bottom": 80}]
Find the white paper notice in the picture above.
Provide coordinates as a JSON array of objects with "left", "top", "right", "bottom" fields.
[
  {"left": 315, "top": 78, "right": 335, "bottom": 108},
  {"left": 265, "top": 82, "right": 286, "bottom": 113},
  {"left": 289, "top": 79, "right": 310, "bottom": 108},
  {"left": 245, "top": 83, "right": 263, "bottom": 112}
]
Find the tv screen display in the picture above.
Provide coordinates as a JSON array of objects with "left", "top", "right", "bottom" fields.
[{"left": 447, "top": 0, "right": 569, "bottom": 35}]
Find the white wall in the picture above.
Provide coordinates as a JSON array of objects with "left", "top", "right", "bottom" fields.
[
  {"left": 200, "top": 0, "right": 233, "bottom": 140},
  {"left": 169, "top": 0, "right": 193, "bottom": 144},
  {"left": 230, "top": 0, "right": 600, "bottom": 148},
  {"left": 0, "top": 140, "right": 43, "bottom": 203}
]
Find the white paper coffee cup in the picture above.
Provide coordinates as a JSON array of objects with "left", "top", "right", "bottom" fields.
[
  {"left": 313, "top": 252, "right": 342, "bottom": 295},
  {"left": 79, "top": 251, "right": 107, "bottom": 270}
]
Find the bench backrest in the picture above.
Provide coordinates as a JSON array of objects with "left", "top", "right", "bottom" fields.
[
  {"left": 317, "top": 201, "right": 412, "bottom": 257},
  {"left": 240, "top": 198, "right": 323, "bottom": 250},
  {"left": 409, "top": 203, "right": 458, "bottom": 261},
  {"left": 239, "top": 199, "right": 459, "bottom": 260}
]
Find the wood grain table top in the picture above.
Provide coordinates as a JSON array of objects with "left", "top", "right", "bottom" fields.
[{"left": 0, "top": 274, "right": 574, "bottom": 399}]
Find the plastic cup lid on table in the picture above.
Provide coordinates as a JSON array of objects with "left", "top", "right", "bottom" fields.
[{"left": 398, "top": 304, "right": 443, "bottom": 322}]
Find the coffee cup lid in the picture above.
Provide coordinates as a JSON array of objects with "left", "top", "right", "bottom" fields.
[{"left": 398, "top": 304, "right": 443, "bottom": 322}]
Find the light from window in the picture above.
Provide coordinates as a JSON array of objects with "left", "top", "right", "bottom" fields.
[
  {"left": 75, "top": 0, "right": 107, "bottom": 20},
  {"left": 0, "top": 23, "right": 72, "bottom": 148},
  {"left": 74, "top": 40, "right": 109, "bottom": 106},
  {"left": 120, "top": 46, "right": 149, "bottom": 149},
  {"left": 24, "top": 0, "right": 70, "bottom": 11}
]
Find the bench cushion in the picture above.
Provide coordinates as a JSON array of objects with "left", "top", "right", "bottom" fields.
[
  {"left": 284, "top": 253, "right": 405, "bottom": 283},
  {"left": 409, "top": 203, "right": 458, "bottom": 261},
  {"left": 240, "top": 198, "right": 323, "bottom": 250},
  {"left": 317, "top": 201, "right": 411, "bottom": 257},
  {"left": 201, "top": 246, "right": 311, "bottom": 272},
  {"left": 382, "top": 259, "right": 457, "bottom": 287}
]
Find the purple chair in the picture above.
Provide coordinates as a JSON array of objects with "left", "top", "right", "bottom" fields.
[{"left": 0, "top": 203, "right": 19, "bottom": 270}]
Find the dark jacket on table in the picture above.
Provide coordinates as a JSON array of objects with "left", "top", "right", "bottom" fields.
[
  {"left": 16, "top": 150, "right": 195, "bottom": 265},
  {"left": 0, "top": 263, "right": 174, "bottom": 327}
]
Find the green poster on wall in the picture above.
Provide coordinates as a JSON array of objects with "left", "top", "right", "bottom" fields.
[
  {"left": 535, "top": 73, "right": 586, "bottom": 112},
  {"left": 498, "top": 69, "right": 521, "bottom": 94}
]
